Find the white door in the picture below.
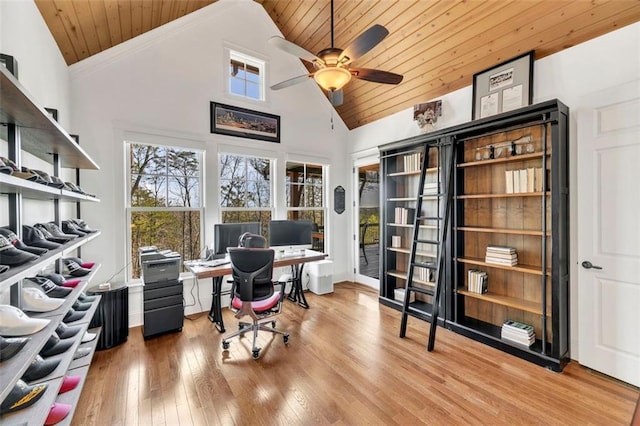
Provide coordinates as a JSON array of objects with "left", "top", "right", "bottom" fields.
[
  {"left": 577, "top": 80, "right": 640, "bottom": 387},
  {"left": 353, "top": 155, "right": 380, "bottom": 289}
]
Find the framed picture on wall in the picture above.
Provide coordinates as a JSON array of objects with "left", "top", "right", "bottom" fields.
[
  {"left": 471, "top": 51, "right": 534, "bottom": 120},
  {"left": 210, "top": 102, "right": 280, "bottom": 143}
]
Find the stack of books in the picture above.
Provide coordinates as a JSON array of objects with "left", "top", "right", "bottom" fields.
[
  {"left": 501, "top": 320, "right": 535, "bottom": 347},
  {"left": 505, "top": 167, "right": 544, "bottom": 194},
  {"left": 391, "top": 235, "right": 402, "bottom": 248},
  {"left": 467, "top": 269, "right": 487, "bottom": 294},
  {"left": 394, "top": 207, "right": 415, "bottom": 224},
  {"left": 485, "top": 245, "right": 518, "bottom": 266},
  {"left": 403, "top": 153, "right": 421, "bottom": 172}
]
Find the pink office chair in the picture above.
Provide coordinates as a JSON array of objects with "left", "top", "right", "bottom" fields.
[{"left": 221, "top": 236, "right": 289, "bottom": 359}]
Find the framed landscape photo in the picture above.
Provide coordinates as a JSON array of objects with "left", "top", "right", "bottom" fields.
[
  {"left": 210, "top": 102, "right": 280, "bottom": 143},
  {"left": 472, "top": 51, "right": 534, "bottom": 120}
]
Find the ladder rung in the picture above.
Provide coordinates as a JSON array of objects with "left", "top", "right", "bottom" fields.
[
  {"left": 417, "top": 216, "right": 442, "bottom": 221},
  {"left": 407, "top": 286, "right": 434, "bottom": 296},
  {"left": 412, "top": 261, "right": 437, "bottom": 269},
  {"left": 414, "top": 239, "right": 439, "bottom": 245}
]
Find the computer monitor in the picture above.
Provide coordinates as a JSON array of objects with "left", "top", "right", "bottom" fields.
[
  {"left": 213, "top": 222, "right": 261, "bottom": 256},
  {"left": 268, "top": 220, "right": 313, "bottom": 254}
]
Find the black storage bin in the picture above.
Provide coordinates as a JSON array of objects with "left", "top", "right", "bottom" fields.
[{"left": 88, "top": 282, "right": 129, "bottom": 350}]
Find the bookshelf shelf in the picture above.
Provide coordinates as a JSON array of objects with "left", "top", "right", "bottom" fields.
[
  {"left": 457, "top": 289, "right": 544, "bottom": 315},
  {"left": 455, "top": 226, "right": 550, "bottom": 236}
]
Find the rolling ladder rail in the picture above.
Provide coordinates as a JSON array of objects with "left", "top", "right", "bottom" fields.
[{"left": 399, "top": 140, "right": 454, "bottom": 351}]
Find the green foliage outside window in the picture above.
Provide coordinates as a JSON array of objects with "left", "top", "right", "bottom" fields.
[{"left": 129, "top": 143, "right": 202, "bottom": 278}]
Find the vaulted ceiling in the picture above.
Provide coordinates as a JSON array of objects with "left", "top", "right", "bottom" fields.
[{"left": 34, "top": 0, "right": 640, "bottom": 130}]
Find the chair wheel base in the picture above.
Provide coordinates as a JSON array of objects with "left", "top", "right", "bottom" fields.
[
  {"left": 283, "top": 334, "right": 289, "bottom": 344},
  {"left": 252, "top": 348, "right": 261, "bottom": 359},
  {"left": 222, "top": 341, "right": 230, "bottom": 350}
]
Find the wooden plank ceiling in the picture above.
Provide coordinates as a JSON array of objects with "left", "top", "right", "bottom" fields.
[{"left": 35, "top": 0, "right": 640, "bottom": 130}]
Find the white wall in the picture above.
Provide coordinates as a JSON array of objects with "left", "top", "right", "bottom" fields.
[
  {"left": 67, "top": 0, "right": 350, "bottom": 324},
  {"left": 348, "top": 22, "right": 640, "bottom": 359}
]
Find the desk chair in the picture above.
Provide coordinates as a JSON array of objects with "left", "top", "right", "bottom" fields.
[{"left": 221, "top": 245, "right": 289, "bottom": 359}]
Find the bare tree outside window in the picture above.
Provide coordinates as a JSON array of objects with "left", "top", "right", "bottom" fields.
[
  {"left": 129, "top": 143, "right": 202, "bottom": 278},
  {"left": 220, "top": 154, "right": 272, "bottom": 235}
]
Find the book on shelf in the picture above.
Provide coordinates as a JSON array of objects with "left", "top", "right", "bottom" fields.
[
  {"left": 535, "top": 167, "right": 544, "bottom": 192},
  {"left": 486, "top": 245, "right": 516, "bottom": 254},
  {"left": 505, "top": 167, "right": 544, "bottom": 194},
  {"left": 518, "top": 169, "right": 527, "bottom": 193},
  {"left": 501, "top": 320, "right": 535, "bottom": 346},
  {"left": 391, "top": 235, "right": 402, "bottom": 248},
  {"left": 485, "top": 246, "right": 518, "bottom": 266},
  {"left": 467, "top": 269, "right": 488, "bottom": 294},
  {"left": 394, "top": 207, "right": 415, "bottom": 224},
  {"left": 403, "top": 153, "right": 421, "bottom": 172},
  {"left": 505, "top": 170, "right": 514, "bottom": 194}
]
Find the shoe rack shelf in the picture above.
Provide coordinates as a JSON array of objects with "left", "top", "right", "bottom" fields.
[{"left": 0, "top": 60, "right": 102, "bottom": 424}]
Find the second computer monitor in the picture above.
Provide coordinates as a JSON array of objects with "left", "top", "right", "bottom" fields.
[
  {"left": 213, "top": 222, "right": 261, "bottom": 255},
  {"left": 268, "top": 220, "right": 313, "bottom": 254}
]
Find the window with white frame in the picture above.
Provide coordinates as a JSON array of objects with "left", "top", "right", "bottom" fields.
[
  {"left": 285, "top": 161, "right": 326, "bottom": 251},
  {"left": 229, "top": 50, "right": 265, "bottom": 101},
  {"left": 219, "top": 153, "right": 273, "bottom": 232},
  {"left": 128, "top": 142, "right": 203, "bottom": 279}
]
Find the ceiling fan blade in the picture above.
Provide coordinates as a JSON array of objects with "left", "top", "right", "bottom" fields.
[
  {"left": 327, "top": 89, "right": 344, "bottom": 106},
  {"left": 338, "top": 24, "right": 389, "bottom": 64},
  {"left": 350, "top": 68, "right": 403, "bottom": 85},
  {"left": 270, "top": 74, "right": 313, "bottom": 90},
  {"left": 269, "top": 36, "right": 323, "bottom": 64}
]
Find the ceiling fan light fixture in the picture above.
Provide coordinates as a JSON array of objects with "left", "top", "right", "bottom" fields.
[{"left": 314, "top": 66, "right": 352, "bottom": 91}]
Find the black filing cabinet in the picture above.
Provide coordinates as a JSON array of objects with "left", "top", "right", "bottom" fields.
[{"left": 142, "top": 278, "right": 184, "bottom": 339}]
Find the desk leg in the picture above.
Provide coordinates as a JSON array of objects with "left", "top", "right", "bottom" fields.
[
  {"left": 286, "top": 264, "right": 309, "bottom": 309},
  {"left": 208, "top": 276, "right": 225, "bottom": 332}
]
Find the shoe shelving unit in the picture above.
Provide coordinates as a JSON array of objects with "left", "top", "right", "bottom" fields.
[{"left": 0, "top": 63, "right": 103, "bottom": 425}]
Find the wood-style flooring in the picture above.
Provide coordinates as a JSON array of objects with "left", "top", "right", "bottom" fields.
[{"left": 73, "top": 282, "right": 639, "bottom": 425}]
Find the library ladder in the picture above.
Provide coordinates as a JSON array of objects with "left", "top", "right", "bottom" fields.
[{"left": 399, "top": 141, "right": 453, "bottom": 351}]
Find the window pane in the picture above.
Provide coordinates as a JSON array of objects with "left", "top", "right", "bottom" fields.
[
  {"left": 131, "top": 144, "right": 165, "bottom": 175},
  {"left": 305, "top": 164, "right": 323, "bottom": 182},
  {"left": 220, "top": 178, "right": 246, "bottom": 207},
  {"left": 246, "top": 82, "right": 260, "bottom": 99},
  {"left": 305, "top": 185, "right": 323, "bottom": 207},
  {"left": 220, "top": 154, "right": 246, "bottom": 179},
  {"left": 288, "top": 183, "right": 304, "bottom": 207},
  {"left": 167, "top": 177, "right": 200, "bottom": 207},
  {"left": 246, "top": 181, "right": 270, "bottom": 207},
  {"left": 167, "top": 149, "right": 199, "bottom": 177},
  {"left": 230, "top": 77, "right": 244, "bottom": 96},
  {"left": 246, "top": 69, "right": 260, "bottom": 83},
  {"left": 130, "top": 210, "right": 201, "bottom": 278},
  {"left": 222, "top": 210, "right": 271, "bottom": 240},
  {"left": 247, "top": 158, "right": 270, "bottom": 181},
  {"left": 131, "top": 175, "right": 167, "bottom": 207}
]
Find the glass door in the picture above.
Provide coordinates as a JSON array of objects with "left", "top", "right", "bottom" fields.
[{"left": 355, "top": 162, "right": 380, "bottom": 285}]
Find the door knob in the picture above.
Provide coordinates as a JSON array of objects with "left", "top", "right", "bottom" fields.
[{"left": 581, "top": 261, "right": 603, "bottom": 270}]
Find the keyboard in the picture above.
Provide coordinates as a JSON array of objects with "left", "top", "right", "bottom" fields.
[{"left": 202, "top": 259, "right": 230, "bottom": 267}]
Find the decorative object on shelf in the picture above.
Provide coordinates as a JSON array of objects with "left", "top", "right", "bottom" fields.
[
  {"left": 333, "top": 185, "right": 345, "bottom": 214},
  {"left": 472, "top": 51, "right": 534, "bottom": 120},
  {"left": 474, "top": 135, "right": 534, "bottom": 160},
  {"left": 413, "top": 100, "right": 442, "bottom": 132},
  {"left": 210, "top": 102, "right": 280, "bottom": 143}
]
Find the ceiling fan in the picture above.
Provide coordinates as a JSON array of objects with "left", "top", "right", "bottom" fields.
[{"left": 268, "top": 0, "right": 403, "bottom": 106}]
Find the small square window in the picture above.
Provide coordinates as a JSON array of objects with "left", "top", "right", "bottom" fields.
[{"left": 229, "top": 51, "right": 265, "bottom": 101}]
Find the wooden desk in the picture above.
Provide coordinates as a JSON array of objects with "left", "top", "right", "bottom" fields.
[{"left": 185, "top": 250, "right": 327, "bottom": 332}]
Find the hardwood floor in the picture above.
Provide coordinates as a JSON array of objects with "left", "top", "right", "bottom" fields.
[{"left": 74, "top": 282, "right": 639, "bottom": 425}]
